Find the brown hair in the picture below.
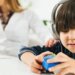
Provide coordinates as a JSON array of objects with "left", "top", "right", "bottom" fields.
[
  {"left": 52, "top": 0, "right": 75, "bottom": 34},
  {"left": 6, "top": 0, "right": 23, "bottom": 12},
  {"left": 0, "top": 0, "right": 23, "bottom": 29}
]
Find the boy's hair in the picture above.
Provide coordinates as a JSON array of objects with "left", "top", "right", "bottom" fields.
[{"left": 52, "top": 0, "right": 75, "bottom": 35}]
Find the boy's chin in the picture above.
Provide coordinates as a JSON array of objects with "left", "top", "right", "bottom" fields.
[{"left": 67, "top": 48, "right": 75, "bottom": 53}]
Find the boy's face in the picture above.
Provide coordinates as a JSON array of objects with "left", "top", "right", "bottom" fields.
[
  {"left": 60, "top": 29, "right": 75, "bottom": 53},
  {"left": 0, "top": 0, "right": 4, "bottom": 6}
]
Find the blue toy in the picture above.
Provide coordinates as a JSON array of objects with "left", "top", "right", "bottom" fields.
[{"left": 42, "top": 54, "right": 60, "bottom": 71}]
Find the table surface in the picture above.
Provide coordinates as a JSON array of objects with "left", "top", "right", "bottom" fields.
[
  {"left": 0, "top": 54, "right": 39, "bottom": 75},
  {"left": 0, "top": 54, "right": 55, "bottom": 75}
]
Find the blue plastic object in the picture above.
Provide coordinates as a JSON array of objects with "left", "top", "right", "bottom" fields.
[{"left": 42, "top": 55, "right": 60, "bottom": 71}]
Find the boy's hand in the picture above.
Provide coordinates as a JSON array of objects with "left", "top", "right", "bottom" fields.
[
  {"left": 47, "top": 52, "right": 75, "bottom": 75},
  {"left": 30, "top": 57, "right": 43, "bottom": 74},
  {"left": 45, "top": 39, "right": 57, "bottom": 47},
  {"left": 30, "top": 51, "right": 53, "bottom": 74}
]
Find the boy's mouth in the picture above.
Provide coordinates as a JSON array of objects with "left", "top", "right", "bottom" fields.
[{"left": 67, "top": 43, "right": 75, "bottom": 47}]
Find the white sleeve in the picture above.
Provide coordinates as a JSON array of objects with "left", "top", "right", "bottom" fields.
[
  {"left": 5, "top": 10, "right": 54, "bottom": 47},
  {"left": 29, "top": 12, "right": 54, "bottom": 44},
  {"left": 5, "top": 13, "right": 30, "bottom": 47}
]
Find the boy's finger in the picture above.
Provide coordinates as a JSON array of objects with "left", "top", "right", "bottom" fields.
[
  {"left": 45, "top": 39, "right": 54, "bottom": 47},
  {"left": 47, "top": 56, "right": 68, "bottom": 63},
  {"left": 36, "top": 51, "right": 53, "bottom": 63},
  {"left": 57, "top": 67, "right": 74, "bottom": 75},
  {"left": 31, "top": 59, "right": 43, "bottom": 70},
  {"left": 31, "top": 66, "right": 41, "bottom": 74},
  {"left": 47, "top": 52, "right": 70, "bottom": 63},
  {"left": 41, "top": 51, "right": 53, "bottom": 56},
  {"left": 48, "top": 62, "right": 69, "bottom": 72}
]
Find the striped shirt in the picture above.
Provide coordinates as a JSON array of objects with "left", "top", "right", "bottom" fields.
[{"left": 19, "top": 42, "right": 75, "bottom": 60}]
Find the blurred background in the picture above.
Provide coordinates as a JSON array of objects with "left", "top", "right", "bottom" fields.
[
  {"left": 19, "top": 0, "right": 61, "bottom": 20},
  {"left": 0, "top": 0, "right": 61, "bottom": 49},
  {"left": 0, "top": 0, "right": 62, "bottom": 75},
  {"left": 18, "top": 0, "right": 61, "bottom": 46}
]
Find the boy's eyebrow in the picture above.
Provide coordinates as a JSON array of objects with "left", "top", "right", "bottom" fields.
[{"left": 65, "top": 73, "right": 75, "bottom": 75}]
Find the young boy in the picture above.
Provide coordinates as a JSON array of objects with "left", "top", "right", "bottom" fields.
[{"left": 18, "top": 0, "right": 75, "bottom": 75}]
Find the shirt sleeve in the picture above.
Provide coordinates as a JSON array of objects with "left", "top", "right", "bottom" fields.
[
  {"left": 18, "top": 42, "right": 62, "bottom": 60},
  {"left": 18, "top": 45, "right": 48, "bottom": 60}
]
